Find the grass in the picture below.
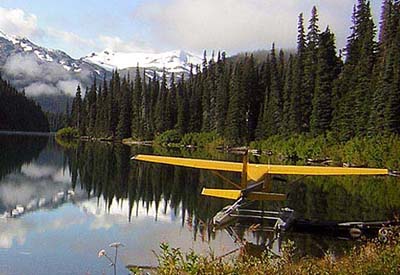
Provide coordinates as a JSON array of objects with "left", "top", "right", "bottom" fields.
[{"left": 130, "top": 227, "right": 400, "bottom": 274}]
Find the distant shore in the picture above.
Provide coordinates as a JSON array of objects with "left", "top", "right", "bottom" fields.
[{"left": 0, "top": 130, "right": 54, "bottom": 136}]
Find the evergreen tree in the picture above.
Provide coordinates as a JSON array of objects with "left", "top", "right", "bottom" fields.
[
  {"left": 310, "top": 28, "right": 340, "bottom": 135},
  {"left": 215, "top": 52, "right": 229, "bottom": 136},
  {"left": 281, "top": 54, "right": 294, "bottom": 136},
  {"left": 70, "top": 86, "right": 83, "bottom": 131},
  {"left": 289, "top": 13, "right": 307, "bottom": 133},
  {"left": 131, "top": 66, "right": 142, "bottom": 138},
  {"left": 116, "top": 77, "right": 132, "bottom": 139},
  {"left": 176, "top": 75, "right": 189, "bottom": 135},
  {"left": 225, "top": 63, "right": 246, "bottom": 144},
  {"left": 303, "top": 6, "right": 320, "bottom": 132}
]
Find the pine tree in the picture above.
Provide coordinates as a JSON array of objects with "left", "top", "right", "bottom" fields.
[
  {"left": 167, "top": 73, "right": 178, "bottom": 130},
  {"left": 281, "top": 54, "right": 294, "bottom": 136},
  {"left": 70, "top": 86, "right": 83, "bottom": 131},
  {"left": 255, "top": 56, "right": 271, "bottom": 140},
  {"left": 303, "top": 6, "right": 320, "bottom": 132},
  {"left": 215, "top": 52, "right": 229, "bottom": 136},
  {"left": 225, "top": 63, "right": 246, "bottom": 144},
  {"left": 87, "top": 79, "right": 97, "bottom": 136},
  {"left": 332, "top": 0, "right": 376, "bottom": 140},
  {"left": 131, "top": 66, "right": 142, "bottom": 138},
  {"left": 116, "top": 77, "right": 132, "bottom": 139},
  {"left": 243, "top": 54, "right": 260, "bottom": 140},
  {"left": 310, "top": 28, "right": 340, "bottom": 135},
  {"left": 289, "top": 13, "right": 306, "bottom": 133},
  {"left": 176, "top": 75, "right": 189, "bottom": 135}
]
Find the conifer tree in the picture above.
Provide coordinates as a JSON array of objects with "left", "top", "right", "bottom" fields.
[
  {"left": 116, "top": 77, "right": 132, "bottom": 139},
  {"left": 215, "top": 52, "right": 229, "bottom": 136},
  {"left": 281, "top": 54, "right": 294, "bottom": 136},
  {"left": 176, "top": 75, "right": 189, "bottom": 135},
  {"left": 310, "top": 28, "right": 340, "bottom": 135},
  {"left": 87, "top": 79, "right": 97, "bottom": 136},
  {"left": 70, "top": 85, "right": 83, "bottom": 132},
  {"left": 131, "top": 66, "right": 142, "bottom": 138},
  {"left": 303, "top": 6, "right": 320, "bottom": 132},
  {"left": 225, "top": 63, "right": 246, "bottom": 144},
  {"left": 289, "top": 13, "right": 307, "bottom": 133}
]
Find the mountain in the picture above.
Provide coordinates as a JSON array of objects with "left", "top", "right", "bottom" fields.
[
  {"left": 0, "top": 31, "right": 109, "bottom": 112},
  {"left": 83, "top": 49, "right": 203, "bottom": 75},
  {"left": 0, "top": 30, "right": 204, "bottom": 113}
]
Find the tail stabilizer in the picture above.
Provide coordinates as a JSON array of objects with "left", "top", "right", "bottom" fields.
[{"left": 201, "top": 188, "right": 241, "bottom": 200}]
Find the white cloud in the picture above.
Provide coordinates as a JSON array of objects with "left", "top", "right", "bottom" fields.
[
  {"left": 47, "top": 27, "right": 96, "bottom": 50},
  {"left": 0, "top": 7, "right": 42, "bottom": 39},
  {"left": 98, "top": 35, "right": 152, "bottom": 53},
  {"left": 133, "top": 0, "right": 379, "bottom": 54},
  {"left": 56, "top": 80, "right": 81, "bottom": 96},
  {"left": 3, "top": 53, "right": 85, "bottom": 96},
  {"left": 24, "top": 83, "right": 56, "bottom": 96}
]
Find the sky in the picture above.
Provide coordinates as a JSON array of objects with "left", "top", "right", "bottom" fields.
[{"left": 0, "top": 0, "right": 383, "bottom": 58}]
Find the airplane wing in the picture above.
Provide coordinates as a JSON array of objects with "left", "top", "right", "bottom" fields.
[
  {"left": 248, "top": 164, "right": 389, "bottom": 181},
  {"left": 132, "top": 155, "right": 389, "bottom": 181},
  {"left": 132, "top": 154, "right": 242, "bottom": 173}
]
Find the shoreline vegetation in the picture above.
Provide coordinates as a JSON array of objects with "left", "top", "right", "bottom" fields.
[
  {"left": 56, "top": 127, "right": 400, "bottom": 170},
  {"left": 130, "top": 228, "right": 400, "bottom": 274}
]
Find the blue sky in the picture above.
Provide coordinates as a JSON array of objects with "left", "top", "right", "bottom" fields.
[{"left": 0, "top": 0, "right": 383, "bottom": 58}]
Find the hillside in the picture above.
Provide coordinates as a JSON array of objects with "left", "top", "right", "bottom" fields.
[{"left": 0, "top": 77, "right": 49, "bottom": 132}]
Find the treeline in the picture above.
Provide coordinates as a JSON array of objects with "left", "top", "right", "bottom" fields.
[
  {"left": 0, "top": 76, "right": 49, "bottom": 132},
  {"left": 68, "top": 0, "right": 400, "bottom": 145}
]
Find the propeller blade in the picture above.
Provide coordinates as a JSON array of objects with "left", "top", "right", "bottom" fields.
[{"left": 201, "top": 188, "right": 242, "bottom": 200}]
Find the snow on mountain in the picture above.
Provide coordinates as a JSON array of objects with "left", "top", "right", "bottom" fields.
[
  {"left": 83, "top": 49, "right": 203, "bottom": 74},
  {"left": 0, "top": 29, "right": 207, "bottom": 113},
  {"left": 0, "top": 30, "right": 105, "bottom": 76},
  {"left": 0, "top": 30, "right": 109, "bottom": 112}
]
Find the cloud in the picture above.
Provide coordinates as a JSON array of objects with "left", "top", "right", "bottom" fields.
[
  {"left": 24, "top": 82, "right": 58, "bottom": 96},
  {"left": 56, "top": 80, "right": 81, "bottom": 96},
  {"left": 47, "top": 27, "right": 96, "bottom": 51},
  {"left": 98, "top": 35, "right": 152, "bottom": 53},
  {"left": 4, "top": 53, "right": 69, "bottom": 82},
  {"left": 0, "top": 7, "right": 43, "bottom": 39},
  {"left": 133, "top": 0, "right": 379, "bottom": 54},
  {"left": 3, "top": 53, "right": 85, "bottom": 96}
]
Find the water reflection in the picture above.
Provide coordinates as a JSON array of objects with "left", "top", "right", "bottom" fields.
[{"left": 0, "top": 134, "right": 399, "bottom": 274}]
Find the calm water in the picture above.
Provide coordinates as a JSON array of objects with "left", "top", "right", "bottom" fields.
[{"left": 0, "top": 133, "right": 399, "bottom": 274}]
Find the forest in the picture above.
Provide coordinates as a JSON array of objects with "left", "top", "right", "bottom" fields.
[
  {"left": 67, "top": 0, "right": 400, "bottom": 146},
  {"left": 0, "top": 76, "right": 49, "bottom": 132}
]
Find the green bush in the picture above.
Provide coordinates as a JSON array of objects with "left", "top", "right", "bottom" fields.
[
  {"left": 181, "top": 131, "right": 224, "bottom": 148},
  {"left": 55, "top": 127, "right": 79, "bottom": 140},
  {"left": 155, "top": 130, "right": 182, "bottom": 146},
  {"left": 250, "top": 134, "right": 400, "bottom": 168}
]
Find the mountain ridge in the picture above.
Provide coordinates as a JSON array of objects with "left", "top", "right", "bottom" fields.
[{"left": 0, "top": 30, "right": 209, "bottom": 112}]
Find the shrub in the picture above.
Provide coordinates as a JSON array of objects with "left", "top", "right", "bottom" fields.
[
  {"left": 181, "top": 131, "right": 224, "bottom": 148},
  {"left": 155, "top": 130, "right": 182, "bottom": 146},
  {"left": 55, "top": 127, "right": 79, "bottom": 140}
]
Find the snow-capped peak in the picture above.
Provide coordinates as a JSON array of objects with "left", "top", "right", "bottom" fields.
[{"left": 83, "top": 49, "right": 203, "bottom": 73}]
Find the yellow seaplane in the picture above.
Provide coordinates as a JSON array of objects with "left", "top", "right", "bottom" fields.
[{"left": 132, "top": 152, "right": 399, "bottom": 228}]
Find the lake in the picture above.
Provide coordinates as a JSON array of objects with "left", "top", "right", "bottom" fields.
[{"left": 0, "top": 133, "right": 399, "bottom": 274}]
